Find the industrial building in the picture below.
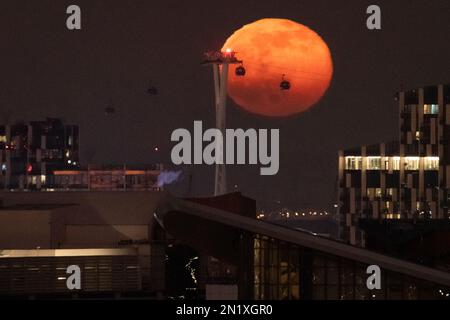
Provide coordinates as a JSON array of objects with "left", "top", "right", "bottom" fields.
[
  {"left": 0, "top": 191, "right": 166, "bottom": 297},
  {"left": 51, "top": 164, "right": 162, "bottom": 191}
]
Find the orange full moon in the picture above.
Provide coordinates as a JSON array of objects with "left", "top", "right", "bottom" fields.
[{"left": 222, "top": 18, "right": 333, "bottom": 117}]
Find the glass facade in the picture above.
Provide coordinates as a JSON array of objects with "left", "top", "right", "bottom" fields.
[
  {"left": 344, "top": 156, "right": 439, "bottom": 172},
  {"left": 424, "top": 157, "right": 439, "bottom": 170},
  {"left": 345, "top": 157, "right": 362, "bottom": 170},
  {"left": 253, "top": 235, "right": 450, "bottom": 300},
  {"left": 367, "top": 157, "right": 381, "bottom": 170},
  {"left": 424, "top": 104, "right": 439, "bottom": 115},
  {"left": 404, "top": 157, "right": 420, "bottom": 170}
]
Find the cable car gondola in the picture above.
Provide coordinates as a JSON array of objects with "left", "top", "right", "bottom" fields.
[
  {"left": 104, "top": 107, "right": 115, "bottom": 115},
  {"left": 147, "top": 86, "right": 158, "bottom": 95},
  {"left": 280, "top": 74, "right": 291, "bottom": 90},
  {"left": 235, "top": 65, "right": 246, "bottom": 76},
  {"left": 147, "top": 80, "right": 159, "bottom": 95}
]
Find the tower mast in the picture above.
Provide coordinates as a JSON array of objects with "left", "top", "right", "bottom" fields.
[{"left": 202, "top": 49, "right": 242, "bottom": 196}]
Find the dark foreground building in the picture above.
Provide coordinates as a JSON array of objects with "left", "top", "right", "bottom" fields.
[
  {"left": 1, "top": 191, "right": 450, "bottom": 300},
  {"left": 155, "top": 195, "right": 450, "bottom": 300}
]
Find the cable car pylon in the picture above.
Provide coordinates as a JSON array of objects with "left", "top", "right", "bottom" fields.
[{"left": 202, "top": 49, "right": 242, "bottom": 196}]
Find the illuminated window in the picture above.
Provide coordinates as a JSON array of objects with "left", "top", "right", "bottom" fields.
[
  {"left": 424, "top": 157, "right": 439, "bottom": 170},
  {"left": 405, "top": 157, "right": 420, "bottom": 170},
  {"left": 345, "top": 156, "right": 362, "bottom": 170},
  {"left": 386, "top": 214, "right": 401, "bottom": 219},
  {"left": 375, "top": 188, "right": 382, "bottom": 198},
  {"left": 383, "top": 157, "right": 389, "bottom": 170},
  {"left": 366, "top": 157, "right": 381, "bottom": 170},
  {"left": 392, "top": 157, "right": 401, "bottom": 170},
  {"left": 424, "top": 104, "right": 439, "bottom": 115},
  {"left": 387, "top": 188, "right": 394, "bottom": 196},
  {"left": 0, "top": 135, "right": 6, "bottom": 143},
  {"left": 415, "top": 131, "right": 421, "bottom": 141}
]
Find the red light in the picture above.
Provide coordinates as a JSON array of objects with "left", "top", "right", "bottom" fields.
[
  {"left": 27, "top": 164, "right": 32, "bottom": 173},
  {"left": 223, "top": 48, "right": 235, "bottom": 58}
]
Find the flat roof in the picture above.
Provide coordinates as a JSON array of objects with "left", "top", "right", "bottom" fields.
[
  {"left": 0, "top": 203, "right": 75, "bottom": 210},
  {"left": 0, "top": 248, "right": 138, "bottom": 258}
]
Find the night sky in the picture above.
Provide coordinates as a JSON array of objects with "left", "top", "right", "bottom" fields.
[{"left": 1, "top": 1, "right": 449, "bottom": 211}]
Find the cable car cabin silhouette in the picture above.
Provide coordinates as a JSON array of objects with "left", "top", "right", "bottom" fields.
[
  {"left": 235, "top": 65, "right": 246, "bottom": 76},
  {"left": 104, "top": 107, "right": 115, "bottom": 115},
  {"left": 280, "top": 74, "right": 291, "bottom": 90},
  {"left": 147, "top": 86, "right": 158, "bottom": 95}
]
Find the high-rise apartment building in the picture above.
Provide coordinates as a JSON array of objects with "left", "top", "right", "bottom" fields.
[
  {"left": 0, "top": 118, "right": 79, "bottom": 190},
  {"left": 0, "top": 118, "right": 162, "bottom": 191},
  {"left": 338, "top": 84, "right": 450, "bottom": 246}
]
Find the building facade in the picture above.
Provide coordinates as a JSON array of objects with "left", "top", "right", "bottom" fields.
[
  {"left": 0, "top": 118, "right": 162, "bottom": 191},
  {"left": 51, "top": 164, "right": 162, "bottom": 191},
  {"left": 0, "top": 118, "right": 79, "bottom": 190},
  {"left": 338, "top": 84, "right": 450, "bottom": 246},
  {"left": 0, "top": 191, "right": 167, "bottom": 298}
]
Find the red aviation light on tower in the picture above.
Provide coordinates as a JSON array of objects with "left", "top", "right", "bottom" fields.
[{"left": 222, "top": 48, "right": 237, "bottom": 60}]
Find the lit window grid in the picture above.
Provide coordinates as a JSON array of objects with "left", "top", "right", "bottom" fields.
[
  {"left": 345, "top": 156, "right": 439, "bottom": 171},
  {"left": 253, "top": 235, "right": 450, "bottom": 300}
]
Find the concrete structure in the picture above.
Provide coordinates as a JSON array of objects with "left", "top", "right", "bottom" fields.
[
  {"left": 0, "top": 248, "right": 143, "bottom": 296},
  {"left": 0, "top": 191, "right": 167, "bottom": 297},
  {"left": 338, "top": 84, "right": 450, "bottom": 245},
  {"left": 0, "top": 191, "right": 165, "bottom": 249}
]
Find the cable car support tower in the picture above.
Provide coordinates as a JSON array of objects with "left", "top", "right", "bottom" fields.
[
  {"left": 202, "top": 49, "right": 290, "bottom": 196},
  {"left": 202, "top": 49, "right": 242, "bottom": 196}
]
